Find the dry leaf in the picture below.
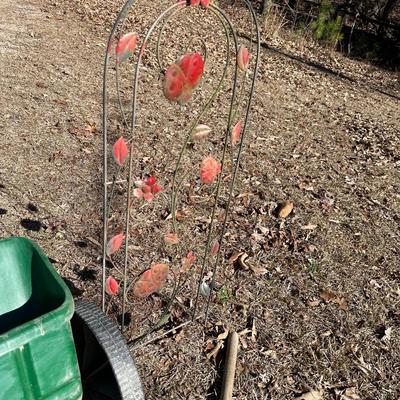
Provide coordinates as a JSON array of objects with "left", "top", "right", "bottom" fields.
[
  {"left": 176, "top": 209, "right": 189, "bottom": 221},
  {"left": 166, "top": 209, "right": 191, "bottom": 221},
  {"left": 228, "top": 251, "right": 244, "bottom": 264},
  {"left": 217, "top": 329, "right": 229, "bottom": 341},
  {"left": 206, "top": 341, "right": 223, "bottom": 360},
  {"left": 251, "top": 319, "right": 257, "bottom": 342},
  {"left": 174, "top": 329, "right": 186, "bottom": 343},
  {"left": 298, "top": 182, "right": 314, "bottom": 191},
  {"left": 262, "top": 349, "right": 277, "bottom": 359},
  {"left": 239, "top": 335, "right": 248, "bottom": 349},
  {"left": 301, "top": 223, "right": 318, "bottom": 230},
  {"left": 68, "top": 126, "right": 79, "bottom": 136},
  {"left": 238, "top": 328, "right": 252, "bottom": 336},
  {"left": 298, "top": 389, "right": 323, "bottom": 400},
  {"left": 333, "top": 297, "right": 349, "bottom": 311},
  {"left": 235, "top": 253, "right": 267, "bottom": 275},
  {"left": 341, "top": 387, "right": 361, "bottom": 400},
  {"left": 205, "top": 340, "right": 214, "bottom": 351},
  {"left": 320, "top": 289, "right": 336, "bottom": 302},
  {"left": 85, "top": 121, "right": 97, "bottom": 135},
  {"left": 278, "top": 201, "right": 294, "bottom": 218},
  {"left": 307, "top": 298, "right": 321, "bottom": 307},
  {"left": 320, "top": 290, "right": 349, "bottom": 310},
  {"left": 53, "top": 98, "right": 67, "bottom": 105},
  {"left": 239, "top": 253, "right": 250, "bottom": 270},
  {"left": 249, "top": 264, "right": 268, "bottom": 275},
  {"left": 382, "top": 327, "right": 392, "bottom": 341}
]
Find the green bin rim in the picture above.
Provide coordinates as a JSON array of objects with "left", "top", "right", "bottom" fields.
[{"left": 0, "top": 237, "right": 75, "bottom": 356}]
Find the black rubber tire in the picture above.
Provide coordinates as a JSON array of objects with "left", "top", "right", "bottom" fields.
[{"left": 71, "top": 299, "right": 145, "bottom": 400}]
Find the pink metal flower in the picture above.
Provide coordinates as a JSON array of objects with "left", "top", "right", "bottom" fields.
[
  {"left": 113, "top": 137, "right": 129, "bottom": 166},
  {"left": 116, "top": 33, "right": 138, "bottom": 64},
  {"left": 163, "top": 64, "right": 186, "bottom": 102},
  {"left": 133, "top": 176, "right": 162, "bottom": 201},
  {"left": 231, "top": 120, "right": 242, "bottom": 146},
  {"left": 164, "top": 53, "right": 205, "bottom": 104},
  {"left": 133, "top": 263, "right": 169, "bottom": 298},
  {"left": 106, "top": 233, "right": 125, "bottom": 256},
  {"left": 106, "top": 276, "right": 119, "bottom": 295},
  {"left": 237, "top": 46, "right": 250, "bottom": 71},
  {"left": 200, "top": 156, "right": 221, "bottom": 184}
]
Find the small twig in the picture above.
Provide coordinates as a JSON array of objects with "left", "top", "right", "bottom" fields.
[{"left": 129, "top": 319, "right": 195, "bottom": 350}]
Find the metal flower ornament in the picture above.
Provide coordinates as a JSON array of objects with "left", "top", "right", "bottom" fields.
[
  {"left": 164, "top": 52, "right": 205, "bottom": 104},
  {"left": 101, "top": 0, "right": 260, "bottom": 347}
]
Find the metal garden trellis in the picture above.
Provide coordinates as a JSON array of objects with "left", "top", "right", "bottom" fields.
[{"left": 101, "top": 0, "right": 260, "bottom": 348}]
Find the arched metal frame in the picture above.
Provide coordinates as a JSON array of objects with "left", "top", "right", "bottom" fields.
[{"left": 101, "top": 0, "right": 261, "bottom": 347}]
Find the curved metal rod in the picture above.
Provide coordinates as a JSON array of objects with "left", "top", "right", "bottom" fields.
[
  {"left": 156, "top": 7, "right": 208, "bottom": 73},
  {"left": 123, "top": 0, "right": 228, "bottom": 330},
  {"left": 204, "top": 0, "right": 261, "bottom": 323},
  {"left": 102, "top": 0, "right": 136, "bottom": 311},
  {"left": 169, "top": 10, "right": 230, "bottom": 235},
  {"left": 156, "top": 6, "right": 185, "bottom": 71},
  {"left": 169, "top": 13, "right": 230, "bottom": 235},
  {"left": 191, "top": 4, "right": 240, "bottom": 321},
  {"left": 121, "top": 1, "right": 186, "bottom": 329},
  {"left": 104, "top": 0, "right": 261, "bottom": 335},
  {"left": 116, "top": 63, "right": 130, "bottom": 131},
  {"left": 184, "top": 37, "right": 208, "bottom": 63}
]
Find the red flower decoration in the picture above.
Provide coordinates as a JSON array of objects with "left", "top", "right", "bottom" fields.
[
  {"left": 106, "top": 233, "right": 125, "bottom": 256},
  {"left": 179, "top": 53, "right": 204, "bottom": 88},
  {"left": 106, "top": 276, "right": 119, "bottom": 295},
  {"left": 200, "top": 156, "right": 221, "bottom": 184},
  {"left": 146, "top": 176, "right": 156, "bottom": 186},
  {"left": 164, "top": 53, "right": 205, "bottom": 104},
  {"left": 190, "top": 0, "right": 210, "bottom": 7},
  {"left": 133, "top": 176, "right": 162, "bottom": 202},
  {"left": 237, "top": 46, "right": 250, "bottom": 71},
  {"left": 152, "top": 184, "right": 162, "bottom": 194},
  {"left": 143, "top": 192, "right": 154, "bottom": 202},
  {"left": 164, "top": 64, "right": 186, "bottom": 102},
  {"left": 113, "top": 137, "right": 129, "bottom": 166},
  {"left": 231, "top": 120, "right": 242, "bottom": 146},
  {"left": 116, "top": 33, "right": 138, "bottom": 64},
  {"left": 133, "top": 263, "right": 169, "bottom": 298}
]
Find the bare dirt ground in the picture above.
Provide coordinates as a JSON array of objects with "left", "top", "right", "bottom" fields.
[{"left": 0, "top": 0, "right": 399, "bottom": 399}]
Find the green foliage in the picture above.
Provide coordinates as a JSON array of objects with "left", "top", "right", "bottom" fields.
[
  {"left": 217, "top": 286, "right": 232, "bottom": 306},
  {"left": 306, "top": 258, "right": 320, "bottom": 274},
  {"left": 311, "top": 0, "right": 343, "bottom": 46}
]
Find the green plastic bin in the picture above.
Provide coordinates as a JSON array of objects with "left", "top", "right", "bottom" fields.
[{"left": 0, "top": 237, "right": 82, "bottom": 400}]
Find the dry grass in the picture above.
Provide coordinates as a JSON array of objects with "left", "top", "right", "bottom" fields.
[{"left": 261, "top": 2, "right": 290, "bottom": 40}]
